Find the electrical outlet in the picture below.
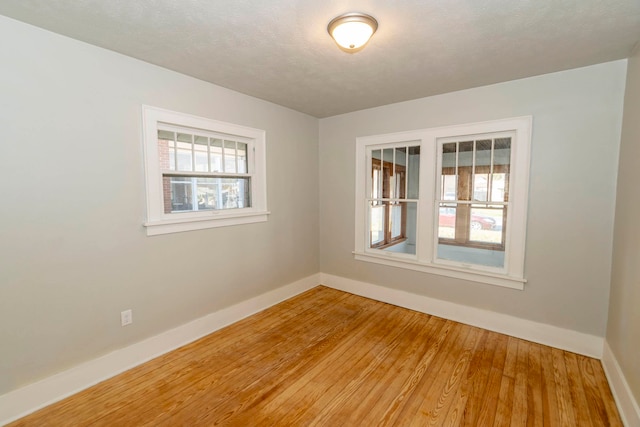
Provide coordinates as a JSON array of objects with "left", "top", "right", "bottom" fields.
[{"left": 121, "top": 309, "right": 133, "bottom": 326}]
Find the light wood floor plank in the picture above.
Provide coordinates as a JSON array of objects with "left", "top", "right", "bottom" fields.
[
  {"left": 375, "top": 318, "right": 457, "bottom": 426},
  {"left": 591, "top": 359, "right": 624, "bottom": 426},
  {"left": 9, "top": 286, "right": 622, "bottom": 426},
  {"left": 551, "top": 347, "right": 578, "bottom": 426},
  {"left": 441, "top": 328, "right": 490, "bottom": 425},
  {"left": 578, "top": 355, "right": 615, "bottom": 426},
  {"left": 494, "top": 374, "right": 516, "bottom": 427},
  {"left": 394, "top": 321, "right": 469, "bottom": 423},
  {"left": 525, "top": 342, "right": 544, "bottom": 427},
  {"left": 540, "top": 344, "right": 562, "bottom": 426},
  {"left": 510, "top": 340, "right": 530, "bottom": 426},
  {"left": 449, "top": 329, "right": 493, "bottom": 426},
  {"left": 475, "top": 333, "right": 510, "bottom": 425},
  {"left": 419, "top": 325, "right": 482, "bottom": 426},
  {"left": 564, "top": 351, "right": 594, "bottom": 427}
]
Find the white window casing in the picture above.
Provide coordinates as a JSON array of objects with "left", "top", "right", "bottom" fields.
[
  {"left": 142, "top": 105, "right": 269, "bottom": 236},
  {"left": 354, "top": 116, "right": 532, "bottom": 289}
]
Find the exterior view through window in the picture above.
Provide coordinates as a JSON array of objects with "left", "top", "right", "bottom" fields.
[
  {"left": 157, "top": 130, "right": 251, "bottom": 214},
  {"left": 437, "top": 135, "right": 511, "bottom": 268}
]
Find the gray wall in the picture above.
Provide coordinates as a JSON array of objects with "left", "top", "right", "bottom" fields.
[
  {"left": 319, "top": 61, "right": 626, "bottom": 336},
  {"left": 608, "top": 46, "right": 640, "bottom": 404},
  {"left": 0, "top": 16, "right": 319, "bottom": 394}
]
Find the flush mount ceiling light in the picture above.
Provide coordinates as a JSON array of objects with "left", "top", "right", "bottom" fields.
[{"left": 327, "top": 12, "right": 378, "bottom": 53}]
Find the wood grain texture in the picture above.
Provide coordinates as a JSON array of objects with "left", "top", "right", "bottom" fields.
[{"left": 8, "top": 286, "right": 622, "bottom": 426}]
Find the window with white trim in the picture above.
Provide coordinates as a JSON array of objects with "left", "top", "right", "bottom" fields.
[
  {"left": 142, "top": 106, "right": 268, "bottom": 236},
  {"left": 354, "top": 117, "right": 531, "bottom": 289}
]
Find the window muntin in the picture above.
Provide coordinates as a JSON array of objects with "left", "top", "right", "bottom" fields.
[
  {"left": 142, "top": 106, "right": 268, "bottom": 236},
  {"left": 354, "top": 117, "right": 531, "bottom": 289}
]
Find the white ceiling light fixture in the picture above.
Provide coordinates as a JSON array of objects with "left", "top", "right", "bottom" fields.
[{"left": 327, "top": 12, "right": 378, "bottom": 53}]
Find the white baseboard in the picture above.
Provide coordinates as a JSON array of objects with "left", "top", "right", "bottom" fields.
[
  {"left": 0, "top": 273, "right": 319, "bottom": 426},
  {"left": 320, "top": 273, "right": 604, "bottom": 358},
  {"left": 602, "top": 341, "right": 640, "bottom": 427}
]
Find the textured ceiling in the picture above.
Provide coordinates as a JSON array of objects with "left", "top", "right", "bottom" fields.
[{"left": 1, "top": 0, "right": 639, "bottom": 117}]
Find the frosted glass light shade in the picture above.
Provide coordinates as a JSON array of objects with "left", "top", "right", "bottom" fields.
[{"left": 328, "top": 13, "right": 378, "bottom": 52}]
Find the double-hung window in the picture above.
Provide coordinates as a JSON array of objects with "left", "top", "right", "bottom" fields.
[
  {"left": 142, "top": 106, "right": 268, "bottom": 236},
  {"left": 370, "top": 145, "right": 421, "bottom": 252},
  {"left": 354, "top": 117, "right": 531, "bottom": 289}
]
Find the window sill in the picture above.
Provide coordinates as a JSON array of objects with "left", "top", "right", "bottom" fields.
[
  {"left": 144, "top": 211, "right": 270, "bottom": 236},
  {"left": 353, "top": 251, "right": 525, "bottom": 290}
]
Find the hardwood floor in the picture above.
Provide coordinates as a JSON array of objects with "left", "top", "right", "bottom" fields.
[{"left": 9, "top": 286, "right": 622, "bottom": 426}]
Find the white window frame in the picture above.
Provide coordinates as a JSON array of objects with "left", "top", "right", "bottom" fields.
[
  {"left": 142, "top": 105, "right": 268, "bottom": 236},
  {"left": 354, "top": 116, "right": 532, "bottom": 290}
]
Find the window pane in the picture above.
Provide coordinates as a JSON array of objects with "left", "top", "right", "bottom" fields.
[
  {"left": 475, "top": 140, "right": 492, "bottom": 166},
  {"left": 436, "top": 202, "right": 505, "bottom": 268},
  {"left": 441, "top": 142, "right": 457, "bottom": 200},
  {"left": 195, "top": 180, "right": 217, "bottom": 210},
  {"left": 224, "top": 140, "right": 237, "bottom": 173},
  {"left": 438, "top": 205, "right": 457, "bottom": 240},
  {"left": 407, "top": 146, "right": 420, "bottom": 199},
  {"left": 395, "top": 147, "right": 407, "bottom": 165},
  {"left": 176, "top": 133, "right": 193, "bottom": 171},
  {"left": 162, "top": 177, "right": 172, "bottom": 213},
  {"left": 163, "top": 176, "right": 250, "bottom": 213},
  {"left": 368, "top": 201, "right": 417, "bottom": 255},
  {"left": 371, "top": 149, "right": 382, "bottom": 199},
  {"left": 437, "top": 242, "right": 505, "bottom": 268},
  {"left": 372, "top": 167, "right": 381, "bottom": 199},
  {"left": 158, "top": 130, "right": 174, "bottom": 140},
  {"left": 494, "top": 137, "right": 511, "bottom": 152},
  {"left": 491, "top": 173, "right": 507, "bottom": 202},
  {"left": 458, "top": 141, "right": 473, "bottom": 167},
  {"left": 157, "top": 131, "right": 174, "bottom": 171},
  {"left": 442, "top": 142, "right": 457, "bottom": 166},
  {"left": 237, "top": 142, "right": 248, "bottom": 173},
  {"left": 210, "top": 139, "right": 223, "bottom": 173},
  {"left": 194, "top": 135, "right": 209, "bottom": 172},
  {"left": 383, "top": 202, "right": 417, "bottom": 255},
  {"left": 369, "top": 203, "right": 384, "bottom": 246},
  {"left": 469, "top": 205, "right": 504, "bottom": 244},
  {"left": 493, "top": 138, "right": 511, "bottom": 202},
  {"left": 441, "top": 175, "right": 457, "bottom": 201},
  {"left": 390, "top": 204, "right": 402, "bottom": 238},
  {"left": 168, "top": 140, "right": 176, "bottom": 170},
  {"left": 473, "top": 172, "right": 489, "bottom": 201},
  {"left": 167, "top": 177, "right": 193, "bottom": 212},
  {"left": 383, "top": 148, "right": 393, "bottom": 198},
  {"left": 395, "top": 147, "right": 407, "bottom": 199},
  {"left": 220, "top": 177, "right": 251, "bottom": 208},
  {"left": 473, "top": 139, "right": 492, "bottom": 201}
]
